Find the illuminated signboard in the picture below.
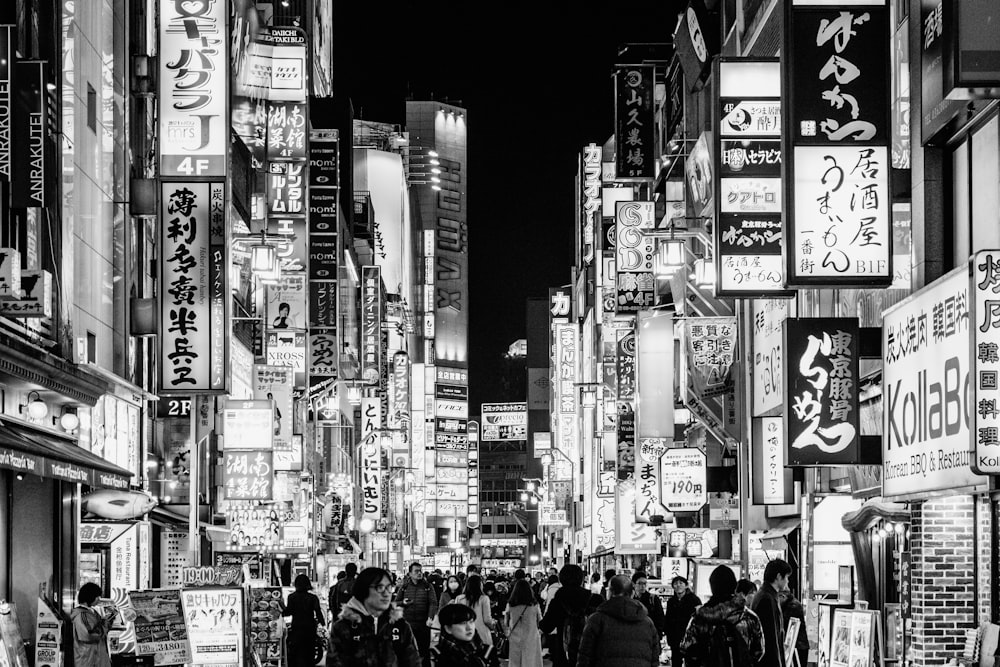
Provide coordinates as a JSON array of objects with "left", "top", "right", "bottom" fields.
[
  {"left": 614, "top": 66, "right": 655, "bottom": 180},
  {"left": 159, "top": 0, "right": 227, "bottom": 177},
  {"left": 361, "top": 266, "right": 382, "bottom": 383},
  {"left": 580, "top": 144, "right": 602, "bottom": 264}
]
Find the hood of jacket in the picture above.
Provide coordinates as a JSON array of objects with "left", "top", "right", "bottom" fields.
[
  {"left": 694, "top": 598, "right": 746, "bottom": 625},
  {"left": 596, "top": 595, "right": 650, "bottom": 623},
  {"left": 338, "top": 597, "right": 404, "bottom": 625}
]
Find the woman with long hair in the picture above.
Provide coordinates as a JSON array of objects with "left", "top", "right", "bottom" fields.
[
  {"left": 455, "top": 575, "right": 496, "bottom": 646},
  {"left": 504, "top": 579, "right": 543, "bottom": 667},
  {"left": 285, "top": 574, "right": 324, "bottom": 667},
  {"left": 440, "top": 575, "right": 463, "bottom": 607}
]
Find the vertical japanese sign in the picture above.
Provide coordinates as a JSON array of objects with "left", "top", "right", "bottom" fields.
[
  {"left": 360, "top": 397, "right": 382, "bottom": 524},
  {"left": 635, "top": 438, "right": 669, "bottom": 522},
  {"left": 752, "top": 417, "right": 793, "bottom": 504},
  {"left": 783, "top": 318, "right": 860, "bottom": 465},
  {"left": 267, "top": 162, "right": 306, "bottom": 215},
  {"left": 308, "top": 133, "right": 338, "bottom": 386},
  {"left": 752, "top": 299, "right": 795, "bottom": 416},
  {"left": 361, "top": 266, "right": 382, "bottom": 384},
  {"left": 159, "top": 0, "right": 227, "bottom": 177},
  {"left": 159, "top": 182, "right": 228, "bottom": 393},
  {"left": 580, "top": 144, "right": 602, "bottom": 264},
  {"left": 266, "top": 102, "right": 307, "bottom": 162},
  {"left": 223, "top": 451, "right": 273, "bottom": 500},
  {"left": 12, "top": 60, "right": 48, "bottom": 208},
  {"left": 615, "top": 201, "right": 655, "bottom": 314},
  {"left": 615, "top": 65, "right": 655, "bottom": 180},
  {"left": 389, "top": 351, "right": 411, "bottom": 430},
  {"left": 253, "top": 366, "right": 298, "bottom": 471},
  {"left": 467, "top": 421, "right": 479, "bottom": 529},
  {"left": 685, "top": 318, "right": 738, "bottom": 398},
  {"left": 971, "top": 250, "right": 1000, "bottom": 473},
  {"left": 784, "top": 1, "right": 892, "bottom": 285},
  {"left": 0, "top": 26, "right": 12, "bottom": 181},
  {"left": 716, "top": 59, "right": 789, "bottom": 295},
  {"left": 554, "top": 322, "right": 579, "bottom": 470}
]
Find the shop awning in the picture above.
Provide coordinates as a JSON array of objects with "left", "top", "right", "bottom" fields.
[
  {"left": 759, "top": 518, "right": 800, "bottom": 551},
  {"left": 0, "top": 420, "right": 133, "bottom": 489}
]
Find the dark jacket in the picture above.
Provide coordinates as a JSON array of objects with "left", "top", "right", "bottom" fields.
[
  {"left": 780, "top": 594, "right": 808, "bottom": 667},
  {"left": 395, "top": 577, "right": 440, "bottom": 626},
  {"left": 665, "top": 590, "right": 701, "bottom": 648},
  {"left": 679, "top": 598, "right": 765, "bottom": 667},
  {"left": 750, "top": 583, "right": 785, "bottom": 667},
  {"left": 430, "top": 632, "right": 494, "bottom": 667},
  {"left": 327, "top": 598, "right": 421, "bottom": 667},
  {"left": 287, "top": 590, "right": 325, "bottom": 640},
  {"left": 329, "top": 575, "right": 357, "bottom": 619},
  {"left": 538, "top": 585, "right": 604, "bottom": 664},
  {"left": 576, "top": 596, "right": 661, "bottom": 667},
  {"left": 636, "top": 591, "right": 667, "bottom": 637}
]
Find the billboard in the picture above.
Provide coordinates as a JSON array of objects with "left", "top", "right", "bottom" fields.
[
  {"left": 159, "top": 0, "right": 227, "bottom": 177},
  {"left": 481, "top": 403, "right": 528, "bottom": 442},
  {"left": 159, "top": 182, "right": 228, "bottom": 393}
]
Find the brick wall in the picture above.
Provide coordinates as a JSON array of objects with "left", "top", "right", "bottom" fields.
[
  {"left": 910, "top": 495, "right": 977, "bottom": 666},
  {"left": 977, "top": 495, "right": 992, "bottom": 625}
]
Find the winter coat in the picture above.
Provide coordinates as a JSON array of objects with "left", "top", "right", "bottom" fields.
[
  {"left": 327, "top": 598, "right": 422, "bottom": 667},
  {"left": 576, "top": 596, "right": 661, "bottom": 667},
  {"left": 680, "top": 598, "right": 765, "bottom": 667},
  {"left": 665, "top": 590, "right": 702, "bottom": 648},
  {"left": 329, "top": 575, "right": 356, "bottom": 619},
  {"left": 430, "top": 632, "right": 494, "bottom": 667},
  {"left": 71, "top": 605, "right": 112, "bottom": 667},
  {"left": 538, "top": 585, "right": 603, "bottom": 663},
  {"left": 505, "top": 603, "right": 543, "bottom": 667},
  {"left": 780, "top": 595, "right": 808, "bottom": 667},
  {"left": 287, "top": 590, "right": 324, "bottom": 641},
  {"left": 454, "top": 595, "right": 495, "bottom": 645},
  {"left": 395, "top": 578, "right": 440, "bottom": 627},
  {"left": 635, "top": 592, "right": 667, "bottom": 637},
  {"left": 750, "top": 583, "right": 785, "bottom": 667}
]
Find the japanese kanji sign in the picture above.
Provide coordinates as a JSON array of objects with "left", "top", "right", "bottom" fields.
[
  {"left": 614, "top": 66, "right": 655, "bottom": 180},
  {"left": 752, "top": 417, "right": 794, "bottom": 504},
  {"left": 481, "top": 403, "right": 527, "bottom": 442},
  {"left": 361, "top": 266, "right": 382, "bottom": 383},
  {"left": 752, "top": 298, "right": 796, "bottom": 416},
  {"left": 616, "top": 328, "right": 636, "bottom": 400},
  {"left": 784, "top": 1, "right": 892, "bottom": 286},
  {"left": 882, "top": 265, "right": 984, "bottom": 497},
  {"left": 360, "top": 397, "right": 382, "bottom": 523},
  {"left": 580, "top": 144, "right": 602, "bottom": 264},
  {"left": 971, "top": 250, "right": 1000, "bottom": 474},
  {"left": 716, "top": 59, "right": 790, "bottom": 295},
  {"left": 684, "top": 318, "right": 738, "bottom": 398},
  {"left": 159, "top": 182, "right": 228, "bottom": 393},
  {"left": 659, "top": 448, "right": 708, "bottom": 512},
  {"left": 615, "top": 201, "right": 655, "bottom": 314},
  {"left": 267, "top": 161, "right": 306, "bottom": 215},
  {"left": 223, "top": 450, "right": 273, "bottom": 500},
  {"left": 266, "top": 102, "right": 307, "bottom": 161},
  {"left": 635, "top": 438, "right": 669, "bottom": 523},
  {"left": 784, "top": 318, "right": 860, "bottom": 465},
  {"left": 159, "top": 0, "right": 227, "bottom": 177}
]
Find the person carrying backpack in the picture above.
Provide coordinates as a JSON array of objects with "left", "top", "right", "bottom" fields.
[
  {"left": 680, "top": 566, "right": 764, "bottom": 667},
  {"left": 330, "top": 563, "right": 359, "bottom": 620},
  {"left": 538, "top": 564, "right": 603, "bottom": 667},
  {"left": 575, "top": 575, "right": 661, "bottom": 667}
]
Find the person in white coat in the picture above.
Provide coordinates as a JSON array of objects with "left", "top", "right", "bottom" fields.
[
  {"left": 505, "top": 579, "right": 543, "bottom": 667},
  {"left": 454, "top": 575, "right": 496, "bottom": 646}
]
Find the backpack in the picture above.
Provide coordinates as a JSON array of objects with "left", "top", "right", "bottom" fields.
[
  {"left": 562, "top": 607, "right": 587, "bottom": 661},
  {"left": 329, "top": 577, "right": 353, "bottom": 617},
  {"left": 707, "top": 615, "right": 756, "bottom": 667}
]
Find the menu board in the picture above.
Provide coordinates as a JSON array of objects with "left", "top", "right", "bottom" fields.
[
  {"left": 831, "top": 609, "right": 877, "bottom": 667},
  {"left": 249, "top": 588, "right": 284, "bottom": 667},
  {"left": 180, "top": 587, "right": 245, "bottom": 667},
  {"left": 130, "top": 589, "right": 190, "bottom": 665}
]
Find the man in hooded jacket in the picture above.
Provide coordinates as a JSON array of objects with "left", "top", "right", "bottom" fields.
[
  {"left": 680, "top": 566, "right": 764, "bottom": 667},
  {"left": 575, "top": 575, "right": 661, "bottom": 667},
  {"left": 538, "top": 564, "right": 604, "bottom": 667}
]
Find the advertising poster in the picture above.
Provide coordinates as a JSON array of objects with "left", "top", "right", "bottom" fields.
[
  {"left": 33, "top": 598, "right": 61, "bottom": 667},
  {"left": 253, "top": 366, "right": 297, "bottom": 470},
  {"left": 249, "top": 588, "right": 284, "bottom": 667},
  {"left": 817, "top": 604, "right": 832, "bottom": 667},
  {"left": 783, "top": 318, "right": 861, "bottom": 465},
  {"left": 830, "top": 608, "right": 851, "bottom": 667},
  {"left": 180, "top": 588, "right": 244, "bottom": 666},
  {"left": 266, "top": 273, "right": 307, "bottom": 331},
  {"left": 481, "top": 403, "right": 528, "bottom": 442},
  {"left": 265, "top": 330, "right": 307, "bottom": 388},
  {"left": 130, "top": 589, "right": 189, "bottom": 665},
  {"left": 659, "top": 448, "right": 708, "bottom": 512}
]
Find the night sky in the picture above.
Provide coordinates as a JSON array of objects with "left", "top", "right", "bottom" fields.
[{"left": 336, "top": 3, "right": 686, "bottom": 412}]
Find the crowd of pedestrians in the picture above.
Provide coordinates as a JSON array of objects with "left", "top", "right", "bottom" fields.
[{"left": 292, "top": 558, "right": 803, "bottom": 667}]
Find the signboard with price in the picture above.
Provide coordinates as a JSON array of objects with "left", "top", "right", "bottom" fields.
[{"left": 659, "top": 448, "right": 708, "bottom": 512}]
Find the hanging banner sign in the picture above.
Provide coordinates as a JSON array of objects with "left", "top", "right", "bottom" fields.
[
  {"left": 784, "top": 318, "right": 861, "bottom": 465},
  {"left": 361, "top": 266, "right": 382, "bottom": 383},
  {"left": 265, "top": 330, "right": 306, "bottom": 389},
  {"left": 0, "top": 26, "right": 12, "bottom": 181},
  {"left": 581, "top": 144, "right": 602, "bottom": 264},
  {"left": 970, "top": 250, "right": 1000, "bottom": 474},
  {"left": 222, "top": 400, "right": 273, "bottom": 450},
  {"left": 616, "top": 480, "right": 659, "bottom": 554},
  {"left": 389, "top": 352, "right": 411, "bottom": 429},
  {"left": 659, "top": 448, "right": 708, "bottom": 512},
  {"left": 635, "top": 438, "right": 669, "bottom": 522},
  {"left": 239, "top": 26, "right": 308, "bottom": 102},
  {"left": 11, "top": 61, "right": 49, "bottom": 208},
  {"left": 159, "top": 0, "right": 227, "bottom": 177},
  {"left": 614, "top": 66, "right": 655, "bottom": 180},
  {"left": 784, "top": 0, "right": 892, "bottom": 286},
  {"left": 882, "top": 265, "right": 985, "bottom": 497},
  {"left": 752, "top": 417, "right": 794, "bottom": 505},
  {"left": 360, "top": 397, "right": 381, "bottom": 523},
  {"left": 308, "top": 280, "right": 337, "bottom": 327},
  {"left": 554, "top": 323, "right": 578, "bottom": 414},
  {"left": 252, "top": 366, "right": 295, "bottom": 468},
  {"left": 266, "top": 101, "right": 307, "bottom": 161},
  {"left": 615, "top": 201, "right": 655, "bottom": 314},
  {"left": 752, "top": 298, "right": 795, "bottom": 416},
  {"left": 267, "top": 161, "right": 306, "bottom": 215},
  {"left": 159, "top": 182, "right": 228, "bottom": 394},
  {"left": 684, "top": 318, "right": 738, "bottom": 398}
]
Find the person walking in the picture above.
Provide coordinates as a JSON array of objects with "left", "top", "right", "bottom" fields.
[
  {"left": 680, "top": 566, "right": 764, "bottom": 667},
  {"left": 396, "top": 562, "right": 440, "bottom": 666},
  {"left": 599, "top": 569, "right": 617, "bottom": 600},
  {"left": 779, "top": 590, "right": 808, "bottom": 667},
  {"left": 440, "top": 575, "right": 463, "bottom": 608},
  {"left": 504, "top": 579, "right": 543, "bottom": 667},
  {"left": 665, "top": 575, "right": 701, "bottom": 667},
  {"left": 455, "top": 575, "right": 496, "bottom": 647},
  {"left": 538, "top": 564, "right": 603, "bottom": 667},
  {"left": 575, "top": 575, "right": 661, "bottom": 667},
  {"left": 430, "top": 604, "right": 495, "bottom": 667},
  {"left": 751, "top": 560, "right": 792, "bottom": 667},
  {"left": 631, "top": 571, "right": 666, "bottom": 638},
  {"left": 330, "top": 563, "right": 358, "bottom": 620},
  {"left": 328, "top": 567, "right": 421, "bottom": 667},
  {"left": 286, "top": 574, "right": 325, "bottom": 667},
  {"left": 71, "top": 583, "right": 114, "bottom": 667}
]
